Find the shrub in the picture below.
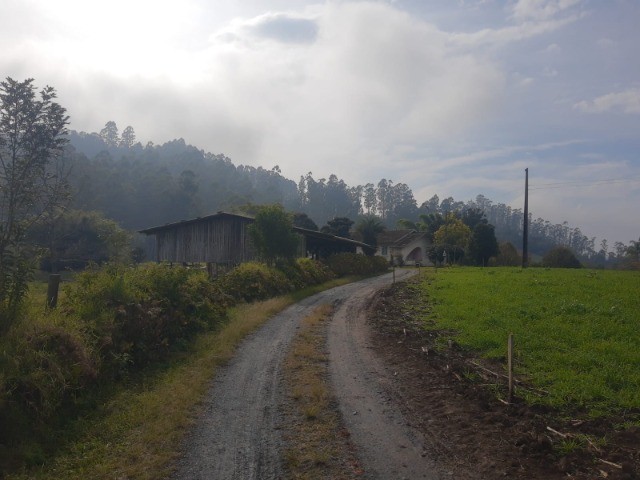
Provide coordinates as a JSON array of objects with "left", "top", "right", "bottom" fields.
[
  {"left": 542, "top": 246, "right": 582, "bottom": 269},
  {"left": 488, "top": 242, "right": 520, "bottom": 267},
  {"left": 2, "top": 323, "right": 97, "bottom": 419},
  {"left": 216, "top": 262, "right": 294, "bottom": 303},
  {"left": 277, "top": 258, "right": 335, "bottom": 289},
  {"left": 63, "top": 263, "right": 228, "bottom": 374},
  {"left": 326, "top": 253, "right": 389, "bottom": 276}
]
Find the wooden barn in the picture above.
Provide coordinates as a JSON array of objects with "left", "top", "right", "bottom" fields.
[{"left": 139, "top": 211, "right": 372, "bottom": 267}]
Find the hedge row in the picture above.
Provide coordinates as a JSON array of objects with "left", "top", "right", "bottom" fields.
[{"left": 0, "top": 254, "right": 387, "bottom": 470}]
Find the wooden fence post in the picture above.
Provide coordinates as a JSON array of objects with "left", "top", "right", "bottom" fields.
[
  {"left": 46, "top": 274, "right": 61, "bottom": 310},
  {"left": 508, "top": 333, "right": 514, "bottom": 403}
]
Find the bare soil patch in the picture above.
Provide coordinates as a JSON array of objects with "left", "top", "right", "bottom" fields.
[{"left": 367, "top": 278, "right": 639, "bottom": 480}]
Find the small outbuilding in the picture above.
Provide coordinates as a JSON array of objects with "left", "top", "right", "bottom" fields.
[{"left": 139, "top": 211, "right": 372, "bottom": 268}]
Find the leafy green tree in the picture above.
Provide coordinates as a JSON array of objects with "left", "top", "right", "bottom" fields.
[
  {"left": 292, "top": 212, "right": 318, "bottom": 230},
  {"left": 0, "top": 77, "right": 69, "bottom": 331},
  {"left": 626, "top": 238, "right": 640, "bottom": 262},
  {"left": 461, "top": 208, "right": 487, "bottom": 230},
  {"left": 28, "top": 209, "right": 131, "bottom": 271},
  {"left": 321, "top": 217, "right": 354, "bottom": 238},
  {"left": 468, "top": 223, "right": 499, "bottom": 266},
  {"left": 433, "top": 215, "right": 470, "bottom": 247},
  {"left": 433, "top": 215, "right": 471, "bottom": 263},
  {"left": 248, "top": 205, "right": 299, "bottom": 265},
  {"left": 355, "top": 215, "right": 386, "bottom": 255},
  {"left": 396, "top": 219, "right": 418, "bottom": 230},
  {"left": 542, "top": 246, "right": 582, "bottom": 268}
]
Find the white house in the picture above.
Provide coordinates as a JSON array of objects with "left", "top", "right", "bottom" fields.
[{"left": 376, "top": 229, "right": 431, "bottom": 266}]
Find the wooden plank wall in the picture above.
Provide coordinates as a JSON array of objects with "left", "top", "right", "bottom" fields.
[{"left": 154, "top": 216, "right": 256, "bottom": 263}]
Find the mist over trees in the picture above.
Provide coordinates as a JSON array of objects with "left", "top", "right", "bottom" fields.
[{"left": 65, "top": 122, "right": 637, "bottom": 268}]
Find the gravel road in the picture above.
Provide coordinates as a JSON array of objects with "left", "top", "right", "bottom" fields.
[{"left": 171, "top": 269, "right": 434, "bottom": 480}]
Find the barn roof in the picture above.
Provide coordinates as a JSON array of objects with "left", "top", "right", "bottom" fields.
[
  {"left": 139, "top": 211, "right": 373, "bottom": 250},
  {"left": 138, "top": 211, "right": 253, "bottom": 235}
]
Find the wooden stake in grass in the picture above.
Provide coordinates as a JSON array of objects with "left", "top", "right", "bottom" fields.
[
  {"left": 508, "top": 333, "right": 514, "bottom": 403},
  {"left": 46, "top": 274, "right": 61, "bottom": 310}
]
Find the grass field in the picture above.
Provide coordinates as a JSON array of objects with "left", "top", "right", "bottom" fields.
[{"left": 416, "top": 267, "right": 640, "bottom": 416}]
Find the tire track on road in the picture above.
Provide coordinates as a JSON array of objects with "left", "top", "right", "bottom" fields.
[{"left": 172, "top": 271, "right": 413, "bottom": 480}]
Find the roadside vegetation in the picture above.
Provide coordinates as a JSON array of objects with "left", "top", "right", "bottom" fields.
[
  {"left": 0, "top": 253, "right": 387, "bottom": 478},
  {"left": 281, "top": 305, "right": 362, "bottom": 479},
  {"left": 417, "top": 267, "right": 640, "bottom": 415}
]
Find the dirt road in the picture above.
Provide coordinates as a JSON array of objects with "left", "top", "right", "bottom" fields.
[
  {"left": 328, "top": 273, "right": 444, "bottom": 480},
  {"left": 171, "top": 269, "right": 429, "bottom": 480}
]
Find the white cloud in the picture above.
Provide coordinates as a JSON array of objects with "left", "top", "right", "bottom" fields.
[
  {"left": 193, "top": 2, "right": 506, "bottom": 180},
  {"left": 1, "top": 0, "right": 638, "bottom": 244},
  {"left": 574, "top": 88, "right": 640, "bottom": 114}
]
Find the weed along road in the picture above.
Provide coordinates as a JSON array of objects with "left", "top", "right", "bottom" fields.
[{"left": 171, "top": 268, "right": 441, "bottom": 480}]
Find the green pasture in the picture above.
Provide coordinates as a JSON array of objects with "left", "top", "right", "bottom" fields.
[{"left": 418, "top": 267, "right": 640, "bottom": 415}]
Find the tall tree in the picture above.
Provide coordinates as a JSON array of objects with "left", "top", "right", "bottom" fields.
[
  {"left": 248, "top": 204, "right": 299, "bottom": 265},
  {"left": 0, "top": 77, "right": 69, "bottom": 329},
  {"left": 99, "top": 121, "right": 119, "bottom": 147},
  {"left": 120, "top": 125, "right": 136, "bottom": 148},
  {"left": 468, "top": 223, "right": 499, "bottom": 266},
  {"left": 362, "top": 183, "right": 377, "bottom": 215},
  {"left": 461, "top": 207, "right": 487, "bottom": 230}
]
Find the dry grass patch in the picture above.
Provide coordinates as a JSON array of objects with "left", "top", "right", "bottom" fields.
[{"left": 281, "top": 304, "right": 363, "bottom": 479}]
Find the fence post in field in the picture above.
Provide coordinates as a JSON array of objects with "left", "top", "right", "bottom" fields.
[
  {"left": 46, "top": 274, "right": 61, "bottom": 310},
  {"left": 508, "top": 333, "right": 514, "bottom": 403}
]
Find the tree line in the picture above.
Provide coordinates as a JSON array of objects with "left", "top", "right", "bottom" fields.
[{"left": 63, "top": 121, "right": 640, "bottom": 268}]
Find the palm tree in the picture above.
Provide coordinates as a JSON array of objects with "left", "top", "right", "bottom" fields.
[{"left": 355, "top": 215, "right": 386, "bottom": 255}]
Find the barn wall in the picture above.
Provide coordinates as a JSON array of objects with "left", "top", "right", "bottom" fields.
[{"left": 154, "top": 216, "right": 255, "bottom": 263}]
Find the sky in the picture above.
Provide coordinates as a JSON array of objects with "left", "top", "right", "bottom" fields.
[{"left": 2, "top": 0, "right": 639, "bottom": 246}]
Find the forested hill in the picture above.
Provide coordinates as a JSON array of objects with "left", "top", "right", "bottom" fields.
[{"left": 67, "top": 125, "right": 610, "bottom": 261}]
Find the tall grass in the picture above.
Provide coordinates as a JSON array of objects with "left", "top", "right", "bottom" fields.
[{"left": 418, "top": 267, "right": 640, "bottom": 414}]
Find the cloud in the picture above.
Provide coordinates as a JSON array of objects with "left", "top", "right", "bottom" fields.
[
  {"left": 574, "top": 88, "right": 640, "bottom": 114},
  {"left": 512, "top": 0, "right": 582, "bottom": 22},
  {"left": 195, "top": 2, "right": 506, "bottom": 182},
  {"left": 245, "top": 13, "right": 319, "bottom": 43}
]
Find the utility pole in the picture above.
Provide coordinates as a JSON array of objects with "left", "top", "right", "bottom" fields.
[{"left": 522, "top": 168, "right": 529, "bottom": 268}]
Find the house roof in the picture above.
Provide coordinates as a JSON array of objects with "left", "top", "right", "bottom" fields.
[
  {"left": 293, "top": 226, "right": 372, "bottom": 249},
  {"left": 377, "top": 229, "right": 428, "bottom": 248}
]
